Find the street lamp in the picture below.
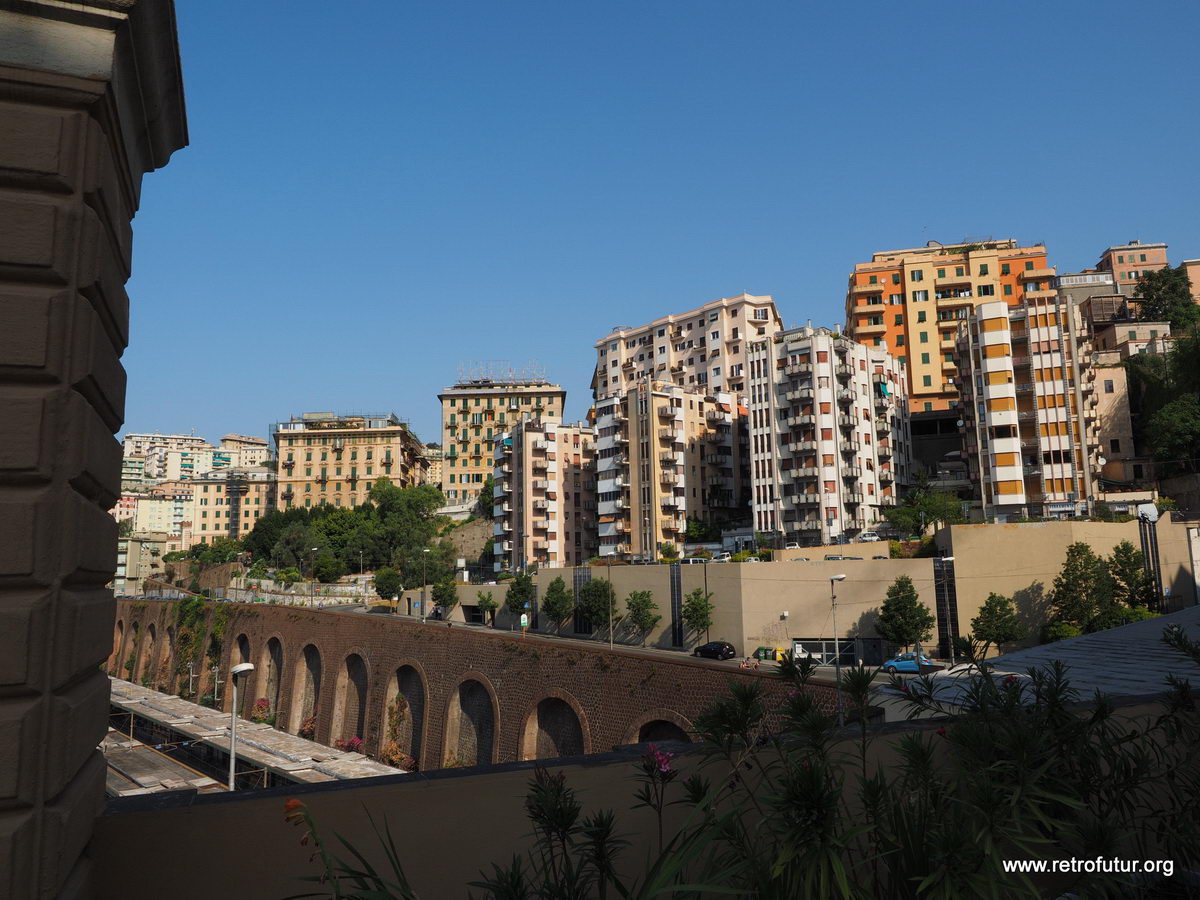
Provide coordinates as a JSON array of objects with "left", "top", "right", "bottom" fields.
[
  {"left": 829, "top": 574, "right": 847, "bottom": 729},
  {"left": 228, "top": 661, "right": 255, "bottom": 790},
  {"left": 421, "top": 548, "right": 429, "bottom": 623},
  {"left": 936, "top": 556, "right": 956, "bottom": 665},
  {"left": 308, "top": 547, "right": 319, "bottom": 607}
]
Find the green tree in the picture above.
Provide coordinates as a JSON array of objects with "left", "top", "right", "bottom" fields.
[
  {"left": 876, "top": 575, "right": 935, "bottom": 651},
  {"left": 624, "top": 590, "right": 661, "bottom": 646},
  {"left": 1107, "top": 540, "right": 1156, "bottom": 609},
  {"left": 578, "top": 579, "right": 617, "bottom": 633},
  {"left": 505, "top": 572, "right": 535, "bottom": 615},
  {"left": 477, "top": 475, "right": 494, "bottom": 511},
  {"left": 539, "top": 577, "right": 575, "bottom": 631},
  {"left": 1049, "top": 542, "right": 1110, "bottom": 630},
  {"left": 312, "top": 550, "right": 345, "bottom": 584},
  {"left": 275, "top": 567, "right": 302, "bottom": 587},
  {"left": 475, "top": 590, "right": 498, "bottom": 625},
  {"left": 373, "top": 566, "right": 401, "bottom": 600},
  {"left": 681, "top": 588, "right": 715, "bottom": 641},
  {"left": 1136, "top": 264, "right": 1200, "bottom": 331},
  {"left": 883, "top": 476, "right": 965, "bottom": 537},
  {"left": 658, "top": 543, "right": 678, "bottom": 560},
  {"left": 246, "top": 559, "right": 269, "bottom": 580},
  {"left": 432, "top": 581, "right": 459, "bottom": 616},
  {"left": 118, "top": 518, "right": 133, "bottom": 537},
  {"left": 684, "top": 518, "right": 719, "bottom": 542},
  {"left": 969, "top": 592, "right": 1025, "bottom": 657},
  {"left": 1147, "top": 395, "right": 1200, "bottom": 474}
]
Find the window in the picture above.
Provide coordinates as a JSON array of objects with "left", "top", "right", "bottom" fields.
[
  {"left": 912, "top": 289, "right": 928, "bottom": 302},
  {"left": 911, "top": 269, "right": 924, "bottom": 282},
  {"left": 924, "top": 402, "right": 933, "bottom": 412},
  {"left": 898, "top": 355, "right": 907, "bottom": 366},
  {"left": 1129, "top": 330, "right": 1137, "bottom": 340},
  {"left": 919, "top": 332, "right": 929, "bottom": 343},
  {"left": 1001, "top": 263, "right": 1010, "bottom": 275},
  {"left": 868, "top": 275, "right": 877, "bottom": 284},
  {"left": 1025, "top": 261, "right": 1034, "bottom": 270},
  {"left": 1104, "top": 379, "right": 1114, "bottom": 393},
  {"left": 922, "top": 375, "right": 932, "bottom": 386},
  {"left": 978, "top": 284, "right": 995, "bottom": 296},
  {"left": 1110, "top": 439, "right": 1121, "bottom": 453},
  {"left": 1118, "top": 255, "right": 1125, "bottom": 264},
  {"left": 917, "top": 310, "right": 926, "bottom": 323},
  {"left": 955, "top": 266, "right": 965, "bottom": 277},
  {"left": 1140, "top": 253, "right": 1147, "bottom": 262},
  {"left": 979, "top": 263, "right": 989, "bottom": 275},
  {"left": 920, "top": 353, "right": 930, "bottom": 364},
  {"left": 894, "top": 314, "right": 903, "bottom": 325},
  {"left": 1004, "top": 284, "right": 1013, "bottom": 296},
  {"left": 889, "top": 293, "right": 902, "bottom": 305},
  {"left": 896, "top": 335, "right": 905, "bottom": 346},
  {"left": 891, "top": 273, "right": 901, "bottom": 285},
  {"left": 1150, "top": 329, "right": 1159, "bottom": 338},
  {"left": 937, "top": 268, "right": 945, "bottom": 278}
]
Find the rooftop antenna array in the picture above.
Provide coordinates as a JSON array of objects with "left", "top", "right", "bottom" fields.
[{"left": 456, "top": 359, "right": 548, "bottom": 385}]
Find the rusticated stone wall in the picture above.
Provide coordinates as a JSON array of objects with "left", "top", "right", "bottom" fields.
[{"left": 111, "top": 598, "right": 838, "bottom": 771}]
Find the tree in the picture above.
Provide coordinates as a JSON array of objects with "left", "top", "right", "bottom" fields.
[
  {"left": 505, "top": 573, "right": 535, "bottom": 616},
  {"left": 684, "top": 518, "right": 719, "bottom": 543},
  {"left": 540, "top": 577, "right": 575, "bottom": 631},
  {"left": 876, "top": 575, "right": 935, "bottom": 651},
  {"left": 577, "top": 579, "right": 617, "bottom": 633},
  {"left": 883, "top": 477, "right": 965, "bottom": 537},
  {"left": 312, "top": 551, "right": 345, "bottom": 584},
  {"left": 246, "top": 559, "right": 269, "bottom": 580},
  {"left": 432, "top": 581, "right": 458, "bottom": 616},
  {"left": 373, "top": 566, "right": 401, "bottom": 600},
  {"left": 1049, "top": 542, "right": 1110, "bottom": 630},
  {"left": 1147, "top": 395, "right": 1200, "bottom": 474},
  {"left": 970, "top": 592, "right": 1025, "bottom": 657},
  {"left": 118, "top": 518, "right": 133, "bottom": 537},
  {"left": 658, "top": 543, "right": 679, "bottom": 560},
  {"left": 1136, "top": 264, "right": 1200, "bottom": 331},
  {"left": 681, "top": 588, "right": 714, "bottom": 641},
  {"left": 275, "top": 567, "right": 302, "bottom": 587},
  {"left": 625, "top": 590, "right": 661, "bottom": 646},
  {"left": 1107, "top": 540, "right": 1156, "bottom": 609},
  {"left": 476, "top": 475, "right": 494, "bottom": 511},
  {"left": 475, "top": 590, "right": 498, "bottom": 625}
]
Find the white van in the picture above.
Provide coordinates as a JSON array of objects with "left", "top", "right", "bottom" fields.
[{"left": 711, "top": 552, "right": 732, "bottom": 563}]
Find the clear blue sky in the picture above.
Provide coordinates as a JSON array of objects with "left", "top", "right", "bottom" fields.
[{"left": 123, "top": 0, "right": 1200, "bottom": 445}]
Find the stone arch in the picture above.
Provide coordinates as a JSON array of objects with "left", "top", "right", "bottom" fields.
[
  {"left": 229, "top": 633, "right": 252, "bottom": 716},
  {"left": 518, "top": 689, "right": 590, "bottom": 761},
  {"left": 137, "top": 622, "right": 157, "bottom": 685},
  {"left": 380, "top": 660, "right": 428, "bottom": 768},
  {"left": 125, "top": 622, "right": 140, "bottom": 681},
  {"left": 288, "top": 643, "right": 323, "bottom": 738},
  {"left": 622, "top": 708, "right": 694, "bottom": 745},
  {"left": 330, "top": 652, "right": 370, "bottom": 746},
  {"left": 443, "top": 673, "right": 500, "bottom": 768},
  {"left": 110, "top": 619, "right": 124, "bottom": 674},
  {"left": 256, "top": 634, "right": 285, "bottom": 723},
  {"left": 158, "top": 624, "right": 175, "bottom": 690}
]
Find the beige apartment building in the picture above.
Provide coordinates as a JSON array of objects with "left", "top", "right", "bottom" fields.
[
  {"left": 439, "top": 376, "right": 566, "bottom": 502},
  {"left": 220, "top": 433, "right": 270, "bottom": 467},
  {"left": 133, "top": 496, "right": 187, "bottom": 535},
  {"left": 591, "top": 294, "right": 784, "bottom": 402},
  {"left": 844, "top": 239, "right": 1053, "bottom": 414},
  {"left": 273, "top": 412, "right": 427, "bottom": 510},
  {"left": 492, "top": 420, "right": 598, "bottom": 571},
  {"left": 746, "top": 327, "right": 911, "bottom": 545},
  {"left": 1183, "top": 259, "right": 1200, "bottom": 302},
  {"left": 1096, "top": 239, "right": 1168, "bottom": 292},
  {"left": 593, "top": 382, "right": 749, "bottom": 559},
  {"left": 114, "top": 532, "right": 169, "bottom": 596},
  {"left": 422, "top": 445, "right": 444, "bottom": 486},
  {"left": 189, "top": 466, "right": 277, "bottom": 544}
]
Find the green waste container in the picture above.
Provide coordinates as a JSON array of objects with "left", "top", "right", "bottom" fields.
[{"left": 754, "top": 646, "right": 775, "bottom": 661}]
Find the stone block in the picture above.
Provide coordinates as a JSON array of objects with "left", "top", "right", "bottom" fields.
[
  {"left": 0, "top": 290, "right": 53, "bottom": 372},
  {"left": 0, "top": 500, "right": 39, "bottom": 578},
  {"left": 40, "top": 751, "right": 105, "bottom": 899},
  {"left": 59, "top": 390, "right": 122, "bottom": 506},
  {"left": 0, "top": 101, "right": 80, "bottom": 194},
  {"left": 0, "top": 394, "right": 48, "bottom": 475},
  {"left": 0, "top": 695, "right": 42, "bottom": 805},
  {"left": 0, "top": 808, "right": 35, "bottom": 900},
  {"left": 44, "top": 672, "right": 109, "bottom": 802},
  {"left": 0, "top": 590, "right": 50, "bottom": 688},
  {"left": 0, "top": 192, "right": 73, "bottom": 283},
  {"left": 53, "top": 589, "right": 115, "bottom": 690}
]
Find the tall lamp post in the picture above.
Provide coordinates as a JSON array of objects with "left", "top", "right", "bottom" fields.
[
  {"left": 936, "top": 556, "right": 956, "bottom": 665},
  {"left": 829, "top": 574, "right": 847, "bottom": 728},
  {"left": 421, "top": 548, "right": 429, "bottom": 623},
  {"left": 228, "top": 661, "right": 255, "bottom": 790},
  {"left": 308, "top": 547, "right": 319, "bottom": 607}
]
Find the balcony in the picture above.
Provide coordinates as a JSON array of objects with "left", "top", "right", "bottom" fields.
[
  {"left": 533, "top": 499, "right": 549, "bottom": 510},
  {"left": 877, "top": 443, "right": 892, "bottom": 458},
  {"left": 533, "top": 479, "right": 550, "bottom": 490},
  {"left": 842, "top": 465, "right": 862, "bottom": 479},
  {"left": 1025, "top": 288, "right": 1058, "bottom": 300},
  {"left": 855, "top": 320, "right": 887, "bottom": 336},
  {"left": 705, "top": 410, "right": 726, "bottom": 422},
  {"left": 789, "top": 466, "right": 818, "bottom": 479},
  {"left": 844, "top": 492, "right": 864, "bottom": 505},
  {"left": 532, "top": 458, "right": 549, "bottom": 471},
  {"left": 783, "top": 362, "right": 814, "bottom": 376},
  {"left": 1020, "top": 267, "right": 1056, "bottom": 280},
  {"left": 786, "top": 439, "right": 817, "bottom": 452},
  {"left": 532, "top": 519, "right": 549, "bottom": 531},
  {"left": 783, "top": 387, "right": 814, "bottom": 402},
  {"left": 837, "top": 389, "right": 856, "bottom": 405},
  {"left": 875, "top": 416, "right": 891, "bottom": 433},
  {"left": 840, "top": 441, "right": 860, "bottom": 456},
  {"left": 784, "top": 412, "right": 816, "bottom": 426},
  {"left": 532, "top": 439, "right": 551, "bottom": 450},
  {"left": 280, "top": 490, "right": 294, "bottom": 501},
  {"left": 658, "top": 452, "right": 677, "bottom": 464},
  {"left": 850, "top": 281, "right": 886, "bottom": 295},
  {"left": 657, "top": 406, "right": 681, "bottom": 419},
  {"left": 282, "top": 459, "right": 295, "bottom": 470},
  {"left": 879, "top": 468, "right": 894, "bottom": 483},
  {"left": 837, "top": 414, "right": 855, "bottom": 429},
  {"left": 835, "top": 364, "right": 854, "bottom": 380},
  {"left": 657, "top": 428, "right": 680, "bottom": 442},
  {"left": 936, "top": 294, "right": 974, "bottom": 309},
  {"left": 791, "top": 493, "right": 820, "bottom": 506}
]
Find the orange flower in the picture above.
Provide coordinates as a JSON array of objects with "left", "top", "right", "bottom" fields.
[{"left": 284, "top": 798, "right": 305, "bottom": 812}]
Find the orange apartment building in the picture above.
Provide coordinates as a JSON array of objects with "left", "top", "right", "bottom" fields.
[
  {"left": 1095, "top": 239, "right": 1169, "bottom": 293},
  {"left": 843, "top": 239, "right": 1053, "bottom": 414}
]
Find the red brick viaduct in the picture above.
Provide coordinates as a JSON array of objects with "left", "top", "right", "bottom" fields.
[{"left": 108, "top": 598, "right": 836, "bottom": 770}]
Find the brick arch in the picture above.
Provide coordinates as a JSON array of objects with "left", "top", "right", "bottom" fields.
[
  {"left": 228, "top": 632, "right": 253, "bottom": 716},
  {"left": 518, "top": 688, "right": 591, "bottom": 761},
  {"left": 442, "top": 671, "right": 500, "bottom": 768},
  {"left": 378, "top": 658, "right": 430, "bottom": 769},
  {"left": 254, "top": 632, "right": 287, "bottom": 725},
  {"left": 124, "top": 621, "right": 141, "bottom": 680},
  {"left": 109, "top": 619, "right": 125, "bottom": 674},
  {"left": 622, "top": 708, "right": 694, "bottom": 745},
  {"left": 288, "top": 641, "right": 325, "bottom": 738},
  {"left": 329, "top": 648, "right": 371, "bottom": 746},
  {"left": 135, "top": 621, "right": 157, "bottom": 684}
]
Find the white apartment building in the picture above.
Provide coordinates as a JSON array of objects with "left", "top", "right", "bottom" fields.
[
  {"left": 593, "top": 382, "right": 750, "bottom": 559},
  {"left": 121, "top": 432, "right": 209, "bottom": 459},
  {"left": 746, "top": 327, "right": 911, "bottom": 545},
  {"left": 591, "top": 294, "right": 784, "bottom": 402},
  {"left": 132, "top": 496, "right": 188, "bottom": 535},
  {"left": 492, "top": 420, "right": 598, "bottom": 571}
]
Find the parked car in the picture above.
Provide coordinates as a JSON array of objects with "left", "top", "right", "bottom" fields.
[
  {"left": 790, "top": 557, "right": 810, "bottom": 562},
  {"left": 872, "top": 555, "right": 889, "bottom": 560},
  {"left": 882, "top": 651, "right": 941, "bottom": 675},
  {"left": 858, "top": 531, "right": 882, "bottom": 542},
  {"left": 679, "top": 557, "right": 709, "bottom": 565},
  {"left": 694, "top": 641, "right": 737, "bottom": 660},
  {"left": 783, "top": 542, "right": 801, "bottom": 549},
  {"left": 711, "top": 552, "right": 732, "bottom": 563},
  {"left": 741, "top": 557, "right": 762, "bottom": 563}
]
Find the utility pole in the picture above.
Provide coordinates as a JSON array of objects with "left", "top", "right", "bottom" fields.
[
  {"left": 187, "top": 662, "right": 198, "bottom": 699},
  {"left": 830, "top": 574, "right": 846, "bottom": 729},
  {"left": 211, "top": 661, "right": 221, "bottom": 705}
]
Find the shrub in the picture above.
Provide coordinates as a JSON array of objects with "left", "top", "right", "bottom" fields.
[
  {"left": 334, "top": 736, "right": 364, "bottom": 753},
  {"left": 297, "top": 716, "right": 317, "bottom": 739},
  {"left": 1041, "top": 620, "right": 1082, "bottom": 644},
  {"left": 249, "top": 698, "right": 272, "bottom": 723}
]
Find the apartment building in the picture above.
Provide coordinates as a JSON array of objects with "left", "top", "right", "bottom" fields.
[
  {"left": 746, "top": 327, "right": 911, "bottom": 545},
  {"left": 591, "top": 294, "right": 784, "bottom": 402},
  {"left": 422, "top": 445, "right": 444, "bottom": 486},
  {"left": 956, "top": 297, "right": 1100, "bottom": 521},
  {"left": 143, "top": 444, "right": 232, "bottom": 481},
  {"left": 1183, "top": 259, "right": 1200, "bottom": 302},
  {"left": 114, "top": 532, "right": 168, "bottom": 595},
  {"left": 273, "top": 413, "right": 427, "bottom": 510},
  {"left": 121, "top": 431, "right": 209, "bottom": 459},
  {"left": 1096, "top": 239, "right": 1168, "bottom": 293},
  {"left": 220, "top": 434, "right": 270, "bottom": 467},
  {"left": 492, "top": 420, "right": 598, "bottom": 571},
  {"left": 133, "top": 496, "right": 188, "bottom": 535},
  {"left": 120, "top": 455, "right": 147, "bottom": 492},
  {"left": 111, "top": 494, "right": 141, "bottom": 523},
  {"left": 844, "top": 239, "right": 1053, "bottom": 414},
  {"left": 189, "top": 466, "right": 277, "bottom": 543},
  {"left": 592, "top": 382, "right": 749, "bottom": 560},
  {"left": 439, "top": 376, "right": 565, "bottom": 502}
]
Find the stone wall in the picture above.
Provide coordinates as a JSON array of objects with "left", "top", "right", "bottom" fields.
[{"left": 109, "top": 598, "right": 837, "bottom": 772}]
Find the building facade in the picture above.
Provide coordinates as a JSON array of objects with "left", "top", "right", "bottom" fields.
[
  {"left": 121, "top": 431, "right": 210, "bottom": 459},
  {"left": 273, "top": 413, "right": 427, "bottom": 510},
  {"left": 220, "top": 433, "right": 270, "bottom": 467},
  {"left": 746, "top": 327, "right": 911, "bottom": 545},
  {"left": 492, "top": 420, "right": 598, "bottom": 571},
  {"left": 844, "top": 239, "right": 1053, "bottom": 414},
  {"left": 591, "top": 294, "right": 784, "bottom": 402},
  {"left": 592, "top": 383, "right": 750, "bottom": 559},
  {"left": 439, "top": 377, "right": 566, "bottom": 502},
  {"left": 422, "top": 444, "right": 445, "bottom": 486},
  {"left": 189, "top": 466, "right": 277, "bottom": 544},
  {"left": 114, "top": 532, "right": 169, "bottom": 596},
  {"left": 1096, "top": 239, "right": 1168, "bottom": 293}
]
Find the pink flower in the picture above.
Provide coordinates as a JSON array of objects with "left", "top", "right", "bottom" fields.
[
  {"left": 936, "top": 727, "right": 947, "bottom": 737},
  {"left": 1004, "top": 675, "right": 1018, "bottom": 686}
]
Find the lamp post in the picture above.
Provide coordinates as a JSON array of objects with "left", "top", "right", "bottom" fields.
[
  {"left": 308, "top": 547, "right": 319, "bottom": 607},
  {"left": 830, "top": 574, "right": 847, "bottom": 728},
  {"left": 936, "top": 556, "right": 956, "bottom": 665},
  {"left": 421, "top": 548, "right": 429, "bottom": 623},
  {"left": 228, "top": 661, "right": 255, "bottom": 790}
]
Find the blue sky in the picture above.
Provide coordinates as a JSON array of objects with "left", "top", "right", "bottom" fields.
[{"left": 123, "top": 0, "right": 1200, "bottom": 445}]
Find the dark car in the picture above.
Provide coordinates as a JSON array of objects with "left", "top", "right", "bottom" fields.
[{"left": 694, "top": 641, "right": 737, "bottom": 660}]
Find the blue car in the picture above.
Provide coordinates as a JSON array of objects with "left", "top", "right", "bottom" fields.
[{"left": 882, "top": 651, "right": 940, "bottom": 675}]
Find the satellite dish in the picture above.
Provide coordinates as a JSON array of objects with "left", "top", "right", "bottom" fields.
[
  {"left": 956, "top": 420, "right": 964, "bottom": 428},
  {"left": 1136, "top": 502, "right": 1159, "bottom": 523}
]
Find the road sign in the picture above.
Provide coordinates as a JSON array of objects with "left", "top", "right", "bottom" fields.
[{"left": 520, "top": 613, "right": 529, "bottom": 628}]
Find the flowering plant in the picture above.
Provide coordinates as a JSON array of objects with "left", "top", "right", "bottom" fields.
[
  {"left": 297, "top": 715, "right": 317, "bottom": 739},
  {"left": 334, "top": 735, "right": 364, "bottom": 753},
  {"left": 249, "top": 698, "right": 271, "bottom": 723}
]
